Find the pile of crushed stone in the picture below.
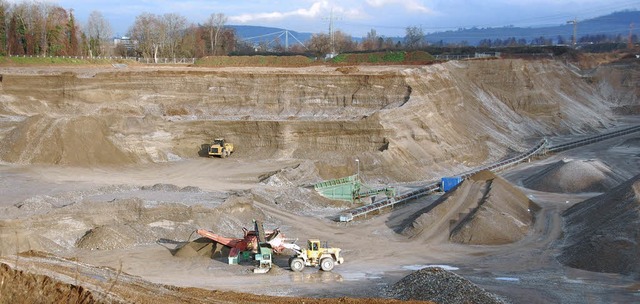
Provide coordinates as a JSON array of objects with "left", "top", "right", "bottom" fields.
[
  {"left": 402, "top": 170, "right": 538, "bottom": 245},
  {"left": 558, "top": 173, "right": 640, "bottom": 277},
  {"left": 522, "top": 159, "right": 628, "bottom": 193},
  {"left": 386, "top": 267, "right": 508, "bottom": 304}
]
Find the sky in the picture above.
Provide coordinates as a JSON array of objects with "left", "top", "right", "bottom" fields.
[{"left": 17, "top": 0, "right": 640, "bottom": 37}]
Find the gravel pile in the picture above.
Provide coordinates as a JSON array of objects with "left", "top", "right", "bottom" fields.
[
  {"left": 386, "top": 267, "right": 509, "bottom": 304},
  {"left": 522, "top": 159, "right": 627, "bottom": 193},
  {"left": 558, "top": 173, "right": 640, "bottom": 277}
]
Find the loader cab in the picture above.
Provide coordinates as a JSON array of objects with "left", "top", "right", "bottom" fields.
[{"left": 307, "top": 239, "right": 321, "bottom": 260}]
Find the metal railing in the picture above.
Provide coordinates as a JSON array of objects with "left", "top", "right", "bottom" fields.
[{"left": 8, "top": 54, "right": 195, "bottom": 64}]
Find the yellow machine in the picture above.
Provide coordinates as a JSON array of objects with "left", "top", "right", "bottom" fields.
[
  {"left": 208, "top": 138, "right": 234, "bottom": 158},
  {"left": 288, "top": 239, "right": 344, "bottom": 272}
]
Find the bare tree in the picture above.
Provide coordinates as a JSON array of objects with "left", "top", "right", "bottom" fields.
[
  {"left": 362, "top": 28, "right": 378, "bottom": 51},
  {"left": 207, "top": 13, "right": 226, "bottom": 55},
  {"left": 333, "top": 30, "right": 355, "bottom": 53},
  {"left": 86, "top": 10, "right": 112, "bottom": 56},
  {"left": 130, "top": 13, "right": 163, "bottom": 61},
  {"left": 307, "top": 33, "right": 331, "bottom": 58},
  {"left": 404, "top": 26, "right": 424, "bottom": 50},
  {"left": 161, "top": 13, "right": 187, "bottom": 58}
]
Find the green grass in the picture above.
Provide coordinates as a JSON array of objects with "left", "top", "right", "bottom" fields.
[{"left": 331, "top": 51, "right": 432, "bottom": 64}]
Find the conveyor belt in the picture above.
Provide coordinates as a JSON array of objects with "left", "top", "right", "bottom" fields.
[{"left": 337, "top": 124, "right": 640, "bottom": 222}]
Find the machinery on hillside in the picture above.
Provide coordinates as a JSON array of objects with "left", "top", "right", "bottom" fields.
[
  {"left": 288, "top": 239, "right": 344, "bottom": 272},
  {"left": 208, "top": 138, "right": 234, "bottom": 158}
]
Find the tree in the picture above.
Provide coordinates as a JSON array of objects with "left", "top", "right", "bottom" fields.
[
  {"left": 12, "top": 2, "right": 41, "bottom": 55},
  {"left": 86, "top": 10, "right": 112, "bottom": 57},
  {"left": 8, "top": 14, "right": 24, "bottom": 55},
  {"left": 307, "top": 33, "right": 331, "bottom": 58},
  {"left": 557, "top": 35, "right": 566, "bottom": 45},
  {"left": 478, "top": 38, "right": 492, "bottom": 47},
  {"left": 362, "top": 28, "right": 378, "bottom": 51},
  {"left": 332, "top": 30, "right": 355, "bottom": 53},
  {"left": 130, "top": 13, "right": 163, "bottom": 61},
  {"left": 45, "top": 6, "right": 69, "bottom": 56},
  {"left": 161, "top": 13, "right": 187, "bottom": 58},
  {"left": 404, "top": 26, "right": 424, "bottom": 50},
  {"left": 0, "top": 0, "right": 8, "bottom": 55},
  {"left": 207, "top": 13, "right": 226, "bottom": 55},
  {"left": 383, "top": 37, "right": 395, "bottom": 49},
  {"left": 67, "top": 9, "right": 79, "bottom": 55}
]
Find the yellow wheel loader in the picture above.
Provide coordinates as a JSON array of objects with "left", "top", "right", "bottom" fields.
[
  {"left": 208, "top": 138, "right": 234, "bottom": 158},
  {"left": 288, "top": 239, "right": 344, "bottom": 272}
]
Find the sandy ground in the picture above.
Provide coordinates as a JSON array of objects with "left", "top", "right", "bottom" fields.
[
  {"left": 0, "top": 60, "right": 639, "bottom": 302},
  {"left": 1, "top": 125, "right": 639, "bottom": 302}
]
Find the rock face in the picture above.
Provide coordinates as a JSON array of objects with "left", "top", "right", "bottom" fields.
[
  {"left": 0, "top": 61, "right": 620, "bottom": 181},
  {"left": 558, "top": 174, "right": 640, "bottom": 277},
  {"left": 402, "top": 170, "right": 538, "bottom": 245},
  {"left": 387, "top": 267, "right": 507, "bottom": 304}
]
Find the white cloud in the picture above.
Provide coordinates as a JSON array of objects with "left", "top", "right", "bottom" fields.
[
  {"left": 230, "top": 1, "right": 329, "bottom": 23},
  {"left": 366, "top": 0, "right": 433, "bottom": 14}
]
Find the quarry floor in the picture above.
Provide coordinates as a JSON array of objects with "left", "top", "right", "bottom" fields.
[{"left": 1, "top": 119, "right": 640, "bottom": 303}]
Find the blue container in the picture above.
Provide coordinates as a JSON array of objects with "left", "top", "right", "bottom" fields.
[{"left": 441, "top": 176, "right": 463, "bottom": 192}]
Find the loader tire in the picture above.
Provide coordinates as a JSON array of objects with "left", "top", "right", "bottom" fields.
[
  {"left": 320, "top": 257, "right": 334, "bottom": 271},
  {"left": 290, "top": 258, "right": 305, "bottom": 272}
]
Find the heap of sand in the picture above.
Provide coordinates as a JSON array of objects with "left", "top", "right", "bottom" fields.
[
  {"left": 386, "top": 267, "right": 507, "bottom": 304},
  {"left": 172, "top": 237, "right": 230, "bottom": 258},
  {"left": 558, "top": 173, "right": 640, "bottom": 277},
  {"left": 522, "top": 159, "right": 627, "bottom": 193},
  {"left": 402, "top": 170, "right": 538, "bottom": 245},
  {"left": 0, "top": 115, "right": 137, "bottom": 166}
]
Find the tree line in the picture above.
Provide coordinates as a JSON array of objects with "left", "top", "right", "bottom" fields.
[
  {"left": 0, "top": 1, "right": 237, "bottom": 59},
  {"left": 0, "top": 1, "right": 634, "bottom": 60}
]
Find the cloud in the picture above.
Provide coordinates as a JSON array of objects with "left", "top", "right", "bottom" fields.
[
  {"left": 365, "top": 0, "right": 433, "bottom": 14},
  {"left": 230, "top": 1, "right": 329, "bottom": 23}
]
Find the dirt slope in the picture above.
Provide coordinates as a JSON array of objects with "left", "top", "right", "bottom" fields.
[
  {"left": 0, "top": 60, "right": 619, "bottom": 182},
  {"left": 558, "top": 173, "right": 640, "bottom": 277}
]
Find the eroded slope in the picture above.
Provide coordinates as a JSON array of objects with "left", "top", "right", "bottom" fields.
[{"left": 0, "top": 60, "right": 625, "bottom": 182}]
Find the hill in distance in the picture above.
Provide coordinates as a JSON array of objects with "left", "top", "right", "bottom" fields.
[
  {"left": 425, "top": 10, "right": 640, "bottom": 45},
  {"left": 228, "top": 10, "right": 639, "bottom": 46}
]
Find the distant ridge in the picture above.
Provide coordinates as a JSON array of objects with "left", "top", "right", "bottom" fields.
[
  {"left": 228, "top": 10, "right": 639, "bottom": 46},
  {"left": 425, "top": 10, "right": 640, "bottom": 45}
]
